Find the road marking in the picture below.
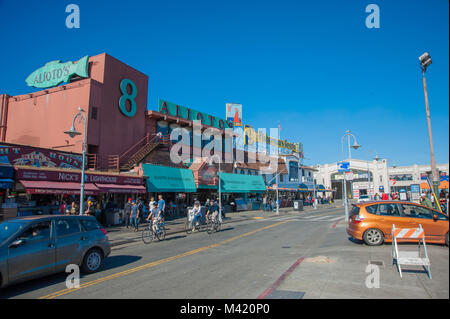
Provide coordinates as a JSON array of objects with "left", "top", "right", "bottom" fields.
[
  {"left": 257, "top": 256, "right": 305, "bottom": 299},
  {"left": 329, "top": 216, "right": 344, "bottom": 221},
  {"left": 38, "top": 220, "right": 290, "bottom": 299},
  {"left": 310, "top": 216, "right": 332, "bottom": 220}
]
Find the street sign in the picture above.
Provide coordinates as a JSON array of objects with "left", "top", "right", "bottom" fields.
[
  {"left": 338, "top": 162, "right": 350, "bottom": 172},
  {"left": 345, "top": 171, "right": 354, "bottom": 181}
]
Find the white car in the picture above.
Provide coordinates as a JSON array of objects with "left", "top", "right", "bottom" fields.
[{"left": 357, "top": 195, "right": 370, "bottom": 203}]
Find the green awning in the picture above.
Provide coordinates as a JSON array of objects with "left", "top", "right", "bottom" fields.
[
  {"left": 219, "top": 172, "right": 266, "bottom": 193},
  {"left": 142, "top": 164, "right": 197, "bottom": 193}
]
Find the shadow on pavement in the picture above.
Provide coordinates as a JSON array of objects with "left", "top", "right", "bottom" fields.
[{"left": 0, "top": 255, "right": 142, "bottom": 299}]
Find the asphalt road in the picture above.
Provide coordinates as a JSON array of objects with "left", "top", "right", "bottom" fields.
[{"left": 1, "top": 207, "right": 448, "bottom": 299}]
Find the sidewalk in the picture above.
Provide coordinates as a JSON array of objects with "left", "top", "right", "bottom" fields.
[{"left": 105, "top": 202, "right": 343, "bottom": 248}]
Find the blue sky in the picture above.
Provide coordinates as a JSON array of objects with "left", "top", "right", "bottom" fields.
[{"left": 0, "top": 0, "right": 448, "bottom": 167}]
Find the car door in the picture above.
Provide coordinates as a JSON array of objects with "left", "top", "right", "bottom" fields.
[
  {"left": 400, "top": 204, "right": 448, "bottom": 243},
  {"left": 376, "top": 203, "right": 410, "bottom": 240},
  {"left": 54, "top": 218, "right": 84, "bottom": 272},
  {"left": 7, "top": 220, "right": 56, "bottom": 284}
]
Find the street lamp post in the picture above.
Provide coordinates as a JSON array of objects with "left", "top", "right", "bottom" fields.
[
  {"left": 341, "top": 130, "right": 361, "bottom": 221},
  {"left": 64, "top": 107, "right": 87, "bottom": 216},
  {"left": 366, "top": 150, "right": 380, "bottom": 200},
  {"left": 209, "top": 154, "right": 222, "bottom": 222},
  {"left": 419, "top": 52, "right": 440, "bottom": 197},
  {"left": 266, "top": 167, "right": 288, "bottom": 216}
]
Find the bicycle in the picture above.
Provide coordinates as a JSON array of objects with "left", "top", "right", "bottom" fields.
[
  {"left": 141, "top": 219, "right": 166, "bottom": 244},
  {"left": 185, "top": 211, "right": 209, "bottom": 234},
  {"left": 207, "top": 213, "right": 222, "bottom": 234}
]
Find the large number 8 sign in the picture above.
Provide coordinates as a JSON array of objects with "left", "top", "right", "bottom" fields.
[{"left": 119, "top": 78, "right": 137, "bottom": 117}]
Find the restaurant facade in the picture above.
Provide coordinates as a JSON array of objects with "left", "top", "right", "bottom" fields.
[{"left": 0, "top": 52, "right": 305, "bottom": 220}]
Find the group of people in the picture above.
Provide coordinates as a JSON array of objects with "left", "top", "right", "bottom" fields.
[
  {"left": 190, "top": 198, "right": 222, "bottom": 232},
  {"left": 60, "top": 197, "right": 96, "bottom": 216},
  {"left": 123, "top": 195, "right": 166, "bottom": 232},
  {"left": 262, "top": 196, "right": 277, "bottom": 212},
  {"left": 373, "top": 192, "right": 405, "bottom": 201}
]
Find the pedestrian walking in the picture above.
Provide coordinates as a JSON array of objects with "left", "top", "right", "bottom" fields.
[
  {"left": 130, "top": 200, "right": 140, "bottom": 231},
  {"left": 420, "top": 193, "right": 433, "bottom": 208},
  {"left": 123, "top": 198, "right": 132, "bottom": 228},
  {"left": 262, "top": 195, "right": 267, "bottom": 212},
  {"left": 158, "top": 194, "right": 166, "bottom": 221}
]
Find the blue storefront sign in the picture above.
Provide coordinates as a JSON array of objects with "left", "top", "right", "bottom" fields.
[
  {"left": 0, "top": 165, "right": 14, "bottom": 178},
  {"left": 410, "top": 184, "right": 420, "bottom": 193},
  {"left": 0, "top": 165, "right": 14, "bottom": 189}
]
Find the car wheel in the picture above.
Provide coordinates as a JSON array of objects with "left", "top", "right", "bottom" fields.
[
  {"left": 446, "top": 232, "right": 449, "bottom": 247},
  {"left": 82, "top": 248, "right": 104, "bottom": 274},
  {"left": 363, "top": 228, "right": 384, "bottom": 246}
]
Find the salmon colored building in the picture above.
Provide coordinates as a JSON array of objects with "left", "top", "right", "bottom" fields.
[
  {"left": 1, "top": 53, "right": 149, "bottom": 169},
  {"left": 1, "top": 52, "right": 284, "bottom": 173}
]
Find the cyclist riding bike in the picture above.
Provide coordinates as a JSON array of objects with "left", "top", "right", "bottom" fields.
[
  {"left": 206, "top": 200, "right": 220, "bottom": 224},
  {"left": 191, "top": 201, "right": 203, "bottom": 232},
  {"left": 147, "top": 202, "right": 163, "bottom": 234}
]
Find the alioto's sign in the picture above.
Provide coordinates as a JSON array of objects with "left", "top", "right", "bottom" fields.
[
  {"left": 25, "top": 56, "right": 89, "bottom": 89},
  {"left": 159, "top": 99, "right": 233, "bottom": 130}
]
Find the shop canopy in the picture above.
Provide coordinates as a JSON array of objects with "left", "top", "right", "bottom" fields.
[
  {"left": 219, "top": 172, "right": 266, "bottom": 193},
  {"left": 298, "top": 183, "right": 312, "bottom": 192},
  {"left": 142, "top": 164, "right": 197, "bottom": 193},
  {"left": 19, "top": 180, "right": 99, "bottom": 195},
  {"left": 439, "top": 180, "right": 449, "bottom": 189},
  {"left": 420, "top": 182, "right": 430, "bottom": 190}
]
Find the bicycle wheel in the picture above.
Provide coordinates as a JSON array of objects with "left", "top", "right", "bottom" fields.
[
  {"left": 207, "top": 219, "right": 214, "bottom": 234},
  {"left": 185, "top": 218, "right": 192, "bottom": 234},
  {"left": 141, "top": 226, "right": 153, "bottom": 244},
  {"left": 215, "top": 220, "right": 221, "bottom": 232},
  {"left": 156, "top": 225, "right": 166, "bottom": 241}
]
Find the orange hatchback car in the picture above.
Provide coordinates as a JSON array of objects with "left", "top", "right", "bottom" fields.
[{"left": 347, "top": 201, "right": 449, "bottom": 246}]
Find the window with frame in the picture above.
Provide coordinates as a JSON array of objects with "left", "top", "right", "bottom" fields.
[
  {"left": 17, "top": 221, "right": 51, "bottom": 243},
  {"left": 378, "top": 203, "right": 401, "bottom": 217},
  {"left": 55, "top": 219, "right": 81, "bottom": 237},
  {"left": 365, "top": 205, "right": 377, "bottom": 215},
  {"left": 80, "top": 219, "right": 101, "bottom": 231},
  {"left": 289, "top": 161, "right": 299, "bottom": 181}
]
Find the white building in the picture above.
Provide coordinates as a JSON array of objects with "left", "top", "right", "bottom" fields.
[{"left": 314, "top": 159, "right": 449, "bottom": 199}]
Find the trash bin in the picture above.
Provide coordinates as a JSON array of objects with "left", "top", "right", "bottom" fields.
[{"left": 293, "top": 200, "right": 303, "bottom": 211}]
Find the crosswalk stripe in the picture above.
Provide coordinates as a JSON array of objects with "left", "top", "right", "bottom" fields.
[{"left": 312, "top": 216, "right": 332, "bottom": 220}]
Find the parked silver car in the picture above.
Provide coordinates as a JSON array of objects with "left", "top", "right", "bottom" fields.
[{"left": 0, "top": 215, "right": 111, "bottom": 288}]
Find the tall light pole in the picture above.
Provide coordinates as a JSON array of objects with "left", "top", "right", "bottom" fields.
[
  {"left": 366, "top": 150, "right": 380, "bottom": 200},
  {"left": 266, "top": 167, "right": 288, "bottom": 216},
  {"left": 64, "top": 107, "right": 87, "bottom": 216},
  {"left": 419, "top": 52, "right": 440, "bottom": 197},
  {"left": 341, "top": 130, "right": 361, "bottom": 221},
  {"left": 209, "top": 154, "right": 222, "bottom": 222}
]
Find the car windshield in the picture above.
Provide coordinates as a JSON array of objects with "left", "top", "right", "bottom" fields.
[{"left": 0, "top": 221, "right": 27, "bottom": 243}]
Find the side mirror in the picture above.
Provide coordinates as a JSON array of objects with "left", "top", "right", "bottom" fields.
[
  {"left": 433, "top": 215, "right": 438, "bottom": 221},
  {"left": 9, "top": 239, "right": 24, "bottom": 249}
]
